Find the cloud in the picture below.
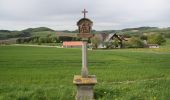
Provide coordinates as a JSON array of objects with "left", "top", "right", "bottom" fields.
[{"left": 0, "top": 0, "right": 170, "bottom": 30}]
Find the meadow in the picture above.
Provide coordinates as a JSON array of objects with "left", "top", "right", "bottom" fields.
[{"left": 0, "top": 45, "right": 170, "bottom": 100}]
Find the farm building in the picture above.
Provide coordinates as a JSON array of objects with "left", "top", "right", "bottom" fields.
[
  {"left": 63, "top": 41, "right": 82, "bottom": 48},
  {"left": 98, "top": 33, "right": 127, "bottom": 48}
]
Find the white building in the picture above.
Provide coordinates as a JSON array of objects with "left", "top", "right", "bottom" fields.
[{"left": 147, "top": 44, "right": 159, "bottom": 48}]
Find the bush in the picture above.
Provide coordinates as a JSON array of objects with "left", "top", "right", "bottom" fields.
[
  {"left": 91, "top": 35, "right": 102, "bottom": 49},
  {"left": 126, "top": 37, "right": 144, "bottom": 48},
  {"left": 104, "top": 38, "right": 121, "bottom": 49},
  {"left": 140, "top": 35, "right": 147, "bottom": 40},
  {"left": 147, "top": 34, "right": 166, "bottom": 45}
]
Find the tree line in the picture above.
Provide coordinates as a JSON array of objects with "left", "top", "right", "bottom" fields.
[{"left": 16, "top": 35, "right": 81, "bottom": 44}]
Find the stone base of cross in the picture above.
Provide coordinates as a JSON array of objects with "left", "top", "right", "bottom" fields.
[{"left": 73, "top": 75, "right": 97, "bottom": 100}]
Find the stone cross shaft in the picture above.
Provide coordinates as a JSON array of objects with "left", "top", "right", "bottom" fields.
[
  {"left": 81, "top": 40, "right": 88, "bottom": 78},
  {"left": 82, "top": 9, "right": 88, "bottom": 18}
]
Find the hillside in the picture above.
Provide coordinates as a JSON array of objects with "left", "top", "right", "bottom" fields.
[
  {"left": 117, "top": 27, "right": 170, "bottom": 38},
  {"left": 0, "top": 26, "right": 170, "bottom": 40},
  {"left": 0, "top": 27, "right": 55, "bottom": 40}
]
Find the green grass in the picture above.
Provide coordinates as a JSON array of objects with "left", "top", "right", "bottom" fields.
[
  {"left": 163, "top": 38, "right": 170, "bottom": 48},
  {"left": 0, "top": 46, "right": 170, "bottom": 100}
]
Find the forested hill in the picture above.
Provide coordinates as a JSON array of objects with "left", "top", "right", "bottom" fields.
[
  {"left": 58, "top": 27, "right": 170, "bottom": 38},
  {"left": 93, "top": 27, "right": 170, "bottom": 38},
  {"left": 0, "top": 26, "right": 170, "bottom": 40},
  {"left": 22, "top": 27, "right": 54, "bottom": 33},
  {"left": 0, "top": 27, "right": 55, "bottom": 40}
]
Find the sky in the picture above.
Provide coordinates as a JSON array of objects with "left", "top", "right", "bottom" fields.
[{"left": 0, "top": 0, "right": 170, "bottom": 31}]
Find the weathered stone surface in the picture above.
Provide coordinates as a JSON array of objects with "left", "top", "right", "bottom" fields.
[
  {"left": 76, "top": 84, "right": 95, "bottom": 100},
  {"left": 81, "top": 41, "right": 88, "bottom": 78},
  {"left": 77, "top": 33, "right": 94, "bottom": 38},
  {"left": 73, "top": 75, "right": 97, "bottom": 84},
  {"left": 73, "top": 75, "right": 97, "bottom": 100},
  {"left": 77, "top": 18, "right": 93, "bottom": 34}
]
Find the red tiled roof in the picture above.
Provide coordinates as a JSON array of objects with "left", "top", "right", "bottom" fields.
[{"left": 63, "top": 41, "right": 83, "bottom": 46}]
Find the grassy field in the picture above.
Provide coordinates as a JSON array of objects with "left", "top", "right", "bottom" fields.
[{"left": 0, "top": 45, "right": 170, "bottom": 100}]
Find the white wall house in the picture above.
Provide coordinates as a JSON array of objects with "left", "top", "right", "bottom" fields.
[{"left": 147, "top": 44, "right": 159, "bottom": 48}]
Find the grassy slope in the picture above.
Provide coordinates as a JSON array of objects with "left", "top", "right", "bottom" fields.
[
  {"left": 0, "top": 46, "right": 170, "bottom": 100},
  {"left": 31, "top": 31, "right": 56, "bottom": 37}
]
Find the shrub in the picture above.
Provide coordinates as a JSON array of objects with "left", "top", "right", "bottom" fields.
[
  {"left": 147, "top": 34, "right": 166, "bottom": 45},
  {"left": 126, "top": 37, "right": 144, "bottom": 48},
  {"left": 91, "top": 35, "right": 102, "bottom": 49}
]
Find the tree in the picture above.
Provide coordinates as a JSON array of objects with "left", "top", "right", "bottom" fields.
[
  {"left": 104, "top": 38, "right": 120, "bottom": 49},
  {"left": 140, "top": 35, "right": 147, "bottom": 40},
  {"left": 91, "top": 35, "right": 102, "bottom": 49},
  {"left": 147, "top": 34, "right": 166, "bottom": 45},
  {"left": 126, "top": 37, "right": 144, "bottom": 48},
  {"left": 112, "top": 38, "right": 120, "bottom": 48}
]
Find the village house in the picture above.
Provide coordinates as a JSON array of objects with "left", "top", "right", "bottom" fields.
[
  {"left": 98, "top": 33, "right": 127, "bottom": 48},
  {"left": 147, "top": 44, "right": 159, "bottom": 48}
]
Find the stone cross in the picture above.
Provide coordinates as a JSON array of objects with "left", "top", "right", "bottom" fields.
[
  {"left": 82, "top": 9, "right": 88, "bottom": 18},
  {"left": 74, "top": 9, "right": 97, "bottom": 100},
  {"left": 81, "top": 9, "right": 88, "bottom": 78}
]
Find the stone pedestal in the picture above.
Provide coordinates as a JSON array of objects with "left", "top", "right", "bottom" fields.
[{"left": 73, "top": 75, "right": 97, "bottom": 100}]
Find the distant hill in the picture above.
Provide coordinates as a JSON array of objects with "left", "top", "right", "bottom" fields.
[
  {"left": 0, "top": 30, "right": 11, "bottom": 33},
  {"left": 0, "top": 30, "right": 19, "bottom": 40},
  {"left": 121, "top": 27, "right": 158, "bottom": 32},
  {"left": 0, "top": 26, "right": 170, "bottom": 40},
  {"left": 22, "top": 27, "right": 54, "bottom": 33},
  {"left": 117, "top": 27, "right": 170, "bottom": 38},
  {"left": 0, "top": 27, "right": 55, "bottom": 40}
]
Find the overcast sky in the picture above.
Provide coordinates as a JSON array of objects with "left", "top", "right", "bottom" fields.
[{"left": 0, "top": 0, "right": 170, "bottom": 31}]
